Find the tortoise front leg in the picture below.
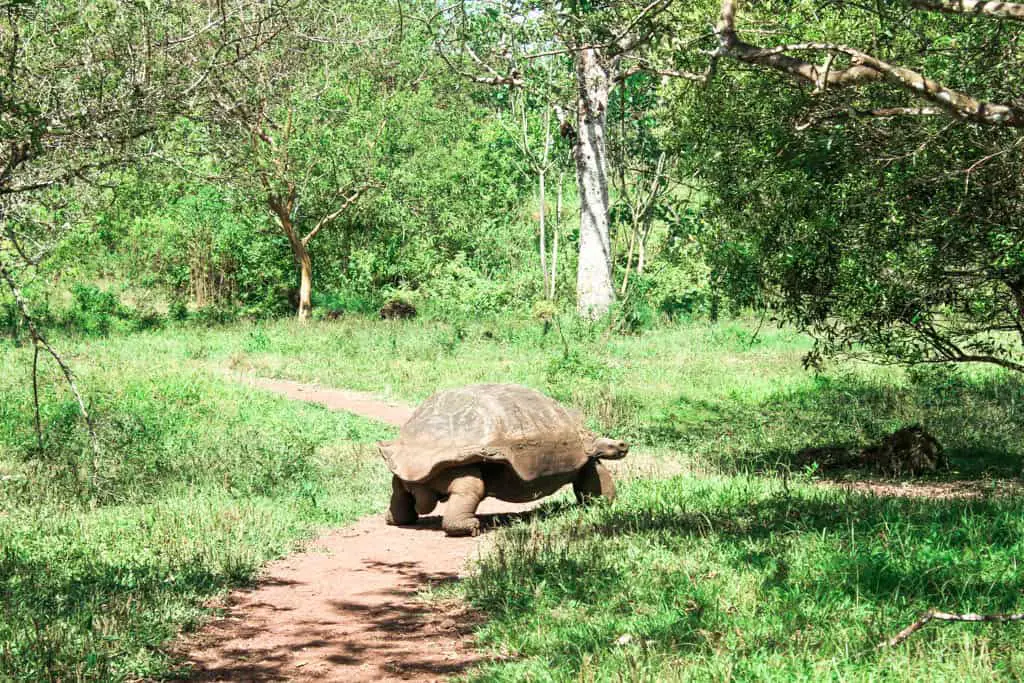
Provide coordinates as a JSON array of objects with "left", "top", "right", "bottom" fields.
[
  {"left": 385, "top": 475, "right": 418, "bottom": 526},
  {"left": 440, "top": 465, "right": 485, "bottom": 537},
  {"left": 574, "top": 460, "right": 616, "bottom": 504}
]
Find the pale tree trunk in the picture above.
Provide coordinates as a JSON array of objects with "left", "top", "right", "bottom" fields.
[
  {"left": 524, "top": 97, "right": 553, "bottom": 299},
  {"left": 620, "top": 216, "right": 640, "bottom": 295},
  {"left": 550, "top": 170, "right": 563, "bottom": 300},
  {"left": 296, "top": 244, "right": 312, "bottom": 321},
  {"left": 271, "top": 197, "right": 313, "bottom": 321},
  {"left": 638, "top": 229, "right": 647, "bottom": 275},
  {"left": 637, "top": 206, "right": 657, "bottom": 276},
  {"left": 539, "top": 168, "right": 548, "bottom": 297},
  {"left": 573, "top": 48, "right": 615, "bottom": 318}
]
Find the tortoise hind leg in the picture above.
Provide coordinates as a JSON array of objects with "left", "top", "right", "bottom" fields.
[
  {"left": 410, "top": 485, "right": 439, "bottom": 515},
  {"left": 386, "top": 475, "right": 418, "bottom": 526},
  {"left": 441, "top": 466, "right": 485, "bottom": 537},
  {"left": 574, "top": 460, "right": 616, "bottom": 504}
]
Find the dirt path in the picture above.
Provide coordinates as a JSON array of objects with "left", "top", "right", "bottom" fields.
[
  {"left": 179, "top": 378, "right": 541, "bottom": 681},
  {"left": 237, "top": 376, "right": 417, "bottom": 427}
]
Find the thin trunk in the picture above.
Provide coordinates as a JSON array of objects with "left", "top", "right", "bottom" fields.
[
  {"left": 0, "top": 256, "right": 99, "bottom": 458},
  {"left": 620, "top": 216, "right": 640, "bottom": 295},
  {"left": 537, "top": 103, "right": 552, "bottom": 299},
  {"left": 32, "top": 343, "right": 41, "bottom": 451},
  {"left": 637, "top": 152, "right": 667, "bottom": 277},
  {"left": 551, "top": 170, "right": 563, "bottom": 300},
  {"left": 573, "top": 48, "right": 614, "bottom": 318},
  {"left": 270, "top": 197, "right": 313, "bottom": 322},
  {"left": 638, "top": 230, "right": 647, "bottom": 275},
  {"left": 539, "top": 169, "right": 548, "bottom": 297},
  {"left": 297, "top": 244, "right": 312, "bottom": 321}
]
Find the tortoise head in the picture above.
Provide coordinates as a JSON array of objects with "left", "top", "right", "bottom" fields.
[{"left": 588, "top": 437, "right": 629, "bottom": 460}]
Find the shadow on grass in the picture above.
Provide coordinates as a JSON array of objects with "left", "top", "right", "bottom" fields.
[
  {"left": 466, "top": 481, "right": 1024, "bottom": 675},
  {"left": 589, "top": 487, "right": 1024, "bottom": 608},
  {"left": 0, "top": 543, "right": 256, "bottom": 681},
  {"left": 639, "top": 371, "right": 1024, "bottom": 479}
]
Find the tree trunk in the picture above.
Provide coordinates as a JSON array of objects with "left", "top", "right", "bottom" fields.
[
  {"left": 539, "top": 168, "right": 549, "bottom": 297},
  {"left": 551, "top": 170, "right": 563, "bottom": 300},
  {"left": 620, "top": 217, "right": 639, "bottom": 295},
  {"left": 573, "top": 48, "right": 614, "bottom": 319},
  {"left": 296, "top": 243, "right": 312, "bottom": 321},
  {"left": 638, "top": 232, "right": 646, "bottom": 275},
  {"left": 271, "top": 198, "right": 313, "bottom": 321}
]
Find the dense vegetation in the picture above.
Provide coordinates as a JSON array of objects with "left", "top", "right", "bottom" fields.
[{"left": 1, "top": 0, "right": 1023, "bottom": 680}]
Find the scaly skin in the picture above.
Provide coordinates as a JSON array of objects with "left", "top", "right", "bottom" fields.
[
  {"left": 573, "top": 460, "right": 616, "bottom": 503},
  {"left": 385, "top": 475, "right": 418, "bottom": 526}
]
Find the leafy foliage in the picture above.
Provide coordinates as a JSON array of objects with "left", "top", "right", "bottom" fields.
[{"left": 667, "top": 0, "right": 1024, "bottom": 371}]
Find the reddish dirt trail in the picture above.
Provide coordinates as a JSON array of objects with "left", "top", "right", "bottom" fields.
[
  {"left": 237, "top": 376, "right": 418, "bottom": 427},
  {"left": 180, "top": 377, "right": 539, "bottom": 682}
]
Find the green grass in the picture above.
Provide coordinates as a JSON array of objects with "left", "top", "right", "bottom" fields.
[
  {"left": 2, "top": 314, "right": 1023, "bottom": 680},
  {"left": 0, "top": 338, "right": 395, "bottom": 680},
  {"left": 461, "top": 476, "right": 1024, "bottom": 681}
]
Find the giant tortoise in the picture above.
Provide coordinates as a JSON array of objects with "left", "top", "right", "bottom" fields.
[{"left": 379, "top": 384, "right": 628, "bottom": 536}]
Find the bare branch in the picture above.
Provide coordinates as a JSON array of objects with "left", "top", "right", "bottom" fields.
[
  {"left": 717, "top": 0, "right": 1024, "bottom": 127},
  {"left": 614, "top": 0, "right": 676, "bottom": 53},
  {"left": 301, "top": 182, "right": 377, "bottom": 246},
  {"left": 881, "top": 610, "right": 1024, "bottom": 648},
  {"left": 434, "top": 39, "right": 524, "bottom": 87},
  {"left": 911, "top": 0, "right": 1024, "bottom": 21},
  {"left": 615, "top": 61, "right": 714, "bottom": 84},
  {"left": 795, "top": 106, "right": 945, "bottom": 129},
  {"left": 0, "top": 253, "right": 99, "bottom": 451}
]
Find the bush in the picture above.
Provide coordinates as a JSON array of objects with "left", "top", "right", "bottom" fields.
[
  {"left": 65, "top": 284, "right": 123, "bottom": 336},
  {"left": 421, "top": 252, "right": 526, "bottom": 319}
]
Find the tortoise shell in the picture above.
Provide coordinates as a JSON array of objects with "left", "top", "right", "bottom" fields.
[{"left": 378, "top": 384, "right": 591, "bottom": 483}]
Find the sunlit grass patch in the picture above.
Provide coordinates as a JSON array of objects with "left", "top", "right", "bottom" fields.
[
  {"left": 2, "top": 315, "right": 1023, "bottom": 680},
  {"left": 463, "top": 476, "right": 1024, "bottom": 681}
]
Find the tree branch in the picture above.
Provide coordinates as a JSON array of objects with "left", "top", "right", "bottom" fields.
[
  {"left": 717, "top": 0, "right": 1024, "bottom": 127},
  {"left": 301, "top": 182, "right": 376, "bottom": 246},
  {"left": 910, "top": 0, "right": 1024, "bottom": 21},
  {"left": 614, "top": 0, "right": 677, "bottom": 53},
  {"left": 881, "top": 609, "right": 1024, "bottom": 648},
  {"left": 795, "top": 106, "right": 945, "bottom": 129},
  {"left": 0, "top": 253, "right": 99, "bottom": 452}
]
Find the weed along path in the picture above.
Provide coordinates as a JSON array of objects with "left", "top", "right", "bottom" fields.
[{"left": 181, "top": 375, "right": 539, "bottom": 682}]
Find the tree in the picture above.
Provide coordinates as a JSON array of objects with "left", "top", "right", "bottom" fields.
[
  {"left": 0, "top": 0, "right": 227, "bottom": 444},
  {"left": 672, "top": 0, "right": 1024, "bottom": 371},
  {"left": 431, "top": 1, "right": 708, "bottom": 317},
  {"left": 507, "top": 77, "right": 568, "bottom": 299},
  {"left": 200, "top": 1, "right": 392, "bottom": 320},
  {"left": 607, "top": 73, "right": 677, "bottom": 296}
]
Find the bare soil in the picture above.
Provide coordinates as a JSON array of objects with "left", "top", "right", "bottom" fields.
[
  {"left": 237, "top": 375, "right": 417, "bottom": 427},
  {"left": 179, "top": 378, "right": 543, "bottom": 681}
]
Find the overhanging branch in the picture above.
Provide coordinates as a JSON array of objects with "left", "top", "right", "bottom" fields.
[
  {"left": 717, "top": 0, "right": 1024, "bottom": 127},
  {"left": 911, "top": 0, "right": 1024, "bottom": 21}
]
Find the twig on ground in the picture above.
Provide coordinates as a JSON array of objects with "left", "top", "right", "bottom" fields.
[{"left": 880, "top": 610, "right": 1024, "bottom": 648}]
